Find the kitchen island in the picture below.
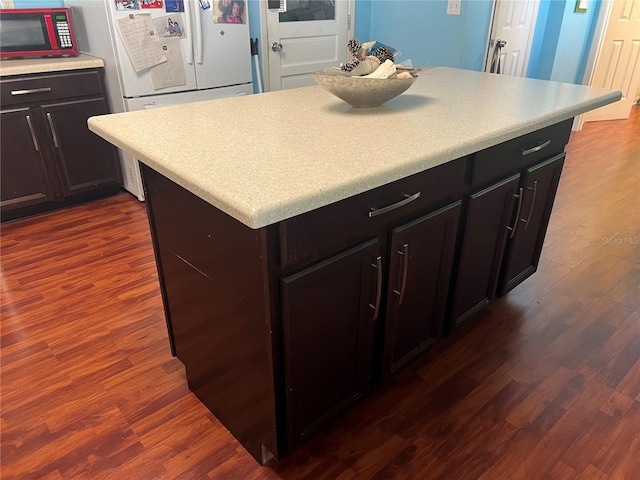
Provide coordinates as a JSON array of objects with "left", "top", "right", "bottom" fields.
[{"left": 88, "top": 67, "right": 620, "bottom": 464}]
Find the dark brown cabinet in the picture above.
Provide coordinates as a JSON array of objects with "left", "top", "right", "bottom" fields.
[
  {"left": 0, "top": 107, "right": 55, "bottom": 211},
  {"left": 449, "top": 174, "right": 521, "bottom": 327},
  {"left": 499, "top": 154, "right": 565, "bottom": 295},
  {"left": 383, "top": 201, "right": 461, "bottom": 375},
  {"left": 1, "top": 69, "right": 121, "bottom": 222},
  {"left": 281, "top": 239, "right": 379, "bottom": 448},
  {"left": 449, "top": 120, "right": 571, "bottom": 330},
  {"left": 140, "top": 118, "right": 574, "bottom": 464}
]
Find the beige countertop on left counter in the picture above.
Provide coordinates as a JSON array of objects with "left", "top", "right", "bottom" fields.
[{"left": 0, "top": 54, "right": 104, "bottom": 77}]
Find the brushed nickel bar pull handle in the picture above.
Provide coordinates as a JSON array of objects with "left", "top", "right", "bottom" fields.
[
  {"left": 46, "top": 112, "right": 59, "bottom": 148},
  {"left": 521, "top": 139, "right": 550, "bottom": 156},
  {"left": 506, "top": 187, "right": 524, "bottom": 239},
  {"left": 393, "top": 243, "right": 409, "bottom": 305},
  {"left": 523, "top": 180, "right": 538, "bottom": 230},
  {"left": 369, "top": 192, "right": 421, "bottom": 218},
  {"left": 369, "top": 256, "right": 383, "bottom": 320},
  {"left": 11, "top": 87, "right": 52, "bottom": 96},
  {"left": 25, "top": 115, "right": 40, "bottom": 152}
]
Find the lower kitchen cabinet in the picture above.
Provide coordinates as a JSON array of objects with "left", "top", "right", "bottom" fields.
[
  {"left": 449, "top": 121, "right": 571, "bottom": 331},
  {"left": 0, "top": 69, "right": 121, "bottom": 222},
  {"left": 0, "top": 107, "right": 54, "bottom": 211},
  {"left": 383, "top": 201, "right": 461, "bottom": 375},
  {"left": 41, "top": 98, "right": 122, "bottom": 198},
  {"left": 499, "top": 154, "right": 565, "bottom": 295},
  {"left": 281, "top": 239, "right": 379, "bottom": 448},
  {"left": 450, "top": 174, "right": 521, "bottom": 327}
]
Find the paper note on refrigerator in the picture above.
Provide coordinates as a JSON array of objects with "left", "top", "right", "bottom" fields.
[
  {"left": 150, "top": 38, "right": 187, "bottom": 90},
  {"left": 115, "top": 14, "right": 167, "bottom": 72}
]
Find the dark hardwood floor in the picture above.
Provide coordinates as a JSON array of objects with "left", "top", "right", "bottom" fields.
[{"left": 1, "top": 106, "right": 638, "bottom": 479}]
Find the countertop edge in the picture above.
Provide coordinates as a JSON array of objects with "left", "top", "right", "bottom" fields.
[
  {"left": 86, "top": 67, "right": 623, "bottom": 230},
  {"left": 88, "top": 89, "right": 621, "bottom": 230},
  {"left": 0, "top": 54, "right": 104, "bottom": 77}
]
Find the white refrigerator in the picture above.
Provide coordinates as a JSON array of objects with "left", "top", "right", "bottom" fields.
[{"left": 65, "top": 0, "right": 253, "bottom": 200}]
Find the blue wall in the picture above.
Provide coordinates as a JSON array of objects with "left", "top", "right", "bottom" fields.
[
  {"left": 528, "top": 0, "right": 601, "bottom": 83},
  {"left": 356, "top": 0, "right": 493, "bottom": 71},
  {"left": 14, "top": 0, "right": 64, "bottom": 6}
]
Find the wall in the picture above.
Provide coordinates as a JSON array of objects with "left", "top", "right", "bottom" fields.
[
  {"left": 528, "top": 0, "right": 601, "bottom": 83},
  {"left": 355, "top": 0, "right": 493, "bottom": 71},
  {"left": 14, "top": 0, "right": 63, "bottom": 5}
]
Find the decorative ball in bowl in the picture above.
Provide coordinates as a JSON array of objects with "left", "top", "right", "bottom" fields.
[{"left": 313, "top": 73, "right": 418, "bottom": 108}]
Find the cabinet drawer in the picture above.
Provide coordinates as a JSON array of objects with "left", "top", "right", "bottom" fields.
[
  {"left": 471, "top": 119, "right": 572, "bottom": 188},
  {"left": 1, "top": 70, "right": 103, "bottom": 107},
  {"left": 280, "top": 157, "right": 469, "bottom": 269}
]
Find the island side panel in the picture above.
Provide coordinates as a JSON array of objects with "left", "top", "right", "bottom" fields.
[{"left": 141, "top": 164, "right": 279, "bottom": 463}]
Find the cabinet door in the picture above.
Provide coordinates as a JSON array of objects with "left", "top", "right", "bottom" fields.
[
  {"left": 0, "top": 107, "right": 54, "bottom": 213},
  {"left": 450, "top": 174, "right": 521, "bottom": 329},
  {"left": 40, "top": 98, "right": 121, "bottom": 197},
  {"left": 281, "top": 239, "right": 380, "bottom": 449},
  {"left": 383, "top": 201, "right": 461, "bottom": 376},
  {"left": 499, "top": 154, "right": 565, "bottom": 295}
]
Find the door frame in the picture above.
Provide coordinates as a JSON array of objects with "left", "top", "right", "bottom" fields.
[
  {"left": 259, "top": 0, "right": 355, "bottom": 92},
  {"left": 574, "top": 0, "right": 613, "bottom": 130}
]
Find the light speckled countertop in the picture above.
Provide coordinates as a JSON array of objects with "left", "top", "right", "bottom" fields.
[
  {"left": 88, "top": 67, "right": 620, "bottom": 229},
  {"left": 0, "top": 54, "right": 104, "bottom": 77}
]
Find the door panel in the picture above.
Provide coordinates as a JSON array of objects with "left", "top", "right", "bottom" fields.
[
  {"left": 499, "top": 154, "right": 564, "bottom": 294},
  {"left": 281, "top": 238, "right": 378, "bottom": 448},
  {"left": 384, "top": 201, "right": 462, "bottom": 376},
  {"left": 266, "top": 0, "right": 349, "bottom": 90},
  {"left": 196, "top": 2, "right": 253, "bottom": 89},
  {"left": 486, "top": 0, "right": 539, "bottom": 76},
  {"left": 41, "top": 98, "right": 121, "bottom": 196},
  {"left": 450, "top": 174, "right": 520, "bottom": 328},
  {"left": 584, "top": 0, "right": 640, "bottom": 121},
  {"left": 0, "top": 107, "right": 54, "bottom": 211}
]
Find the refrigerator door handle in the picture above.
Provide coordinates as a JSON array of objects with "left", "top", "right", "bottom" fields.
[
  {"left": 184, "top": 0, "right": 194, "bottom": 64},
  {"left": 195, "top": 2, "right": 203, "bottom": 64}
]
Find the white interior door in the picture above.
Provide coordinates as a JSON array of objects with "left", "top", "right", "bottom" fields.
[
  {"left": 583, "top": 0, "right": 640, "bottom": 122},
  {"left": 264, "top": 0, "right": 351, "bottom": 91},
  {"left": 485, "top": 0, "right": 539, "bottom": 76}
]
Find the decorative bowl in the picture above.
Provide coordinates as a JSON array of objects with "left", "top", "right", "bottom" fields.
[{"left": 313, "top": 73, "right": 418, "bottom": 108}]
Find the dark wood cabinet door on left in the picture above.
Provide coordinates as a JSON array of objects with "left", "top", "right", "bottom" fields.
[
  {"left": 0, "top": 107, "right": 54, "bottom": 211},
  {"left": 281, "top": 238, "right": 380, "bottom": 450},
  {"left": 40, "top": 98, "right": 121, "bottom": 197}
]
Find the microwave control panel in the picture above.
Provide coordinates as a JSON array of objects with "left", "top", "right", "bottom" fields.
[{"left": 53, "top": 15, "right": 74, "bottom": 49}]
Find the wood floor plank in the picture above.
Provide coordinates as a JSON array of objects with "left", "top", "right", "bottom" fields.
[{"left": 1, "top": 107, "right": 638, "bottom": 478}]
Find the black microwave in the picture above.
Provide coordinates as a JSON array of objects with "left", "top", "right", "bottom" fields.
[{"left": 0, "top": 7, "right": 79, "bottom": 59}]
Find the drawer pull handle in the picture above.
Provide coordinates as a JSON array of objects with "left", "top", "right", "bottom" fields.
[
  {"left": 521, "top": 139, "right": 551, "bottom": 156},
  {"left": 507, "top": 187, "right": 524, "bottom": 239},
  {"left": 523, "top": 180, "right": 538, "bottom": 230},
  {"left": 369, "top": 256, "right": 383, "bottom": 320},
  {"left": 11, "top": 87, "right": 52, "bottom": 96},
  {"left": 46, "top": 112, "right": 60, "bottom": 148},
  {"left": 25, "top": 115, "right": 40, "bottom": 152},
  {"left": 369, "top": 192, "right": 421, "bottom": 218},
  {"left": 394, "top": 243, "right": 409, "bottom": 305}
]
